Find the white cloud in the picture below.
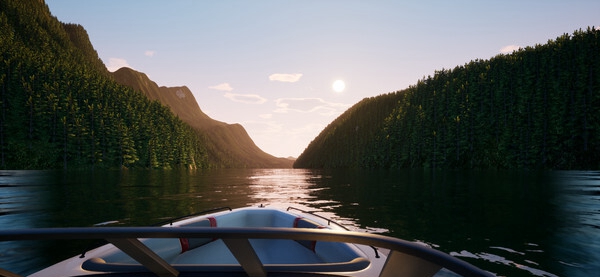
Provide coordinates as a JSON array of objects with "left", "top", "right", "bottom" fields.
[
  {"left": 106, "top": 58, "right": 131, "bottom": 72},
  {"left": 144, "top": 50, "right": 156, "bottom": 57},
  {"left": 224, "top": 93, "right": 267, "bottom": 104},
  {"left": 208, "top": 83, "right": 234, "bottom": 91},
  {"left": 259, "top": 113, "right": 273, "bottom": 119},
  {"left": 269, "top": 73, "right": 303, "bottom": 83},
  {"left": 274, "top": 98, "right": 350, "bottom": 116},
  {"left": 500, "top": 45, "right": 521, "bottom": 54}
]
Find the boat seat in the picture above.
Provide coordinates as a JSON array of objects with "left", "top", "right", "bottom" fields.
[
  {"left": 214, "top": 209, "right": 297, "bottom": 227},
  {"left": 293, "top": 217, "right": 323, "bottom": 252},
  {"left": 179, "top": 217, "right": 216, "bottom": 253},
  {"left": 292, "top": 217, "right": 364, "bottom": 263}
]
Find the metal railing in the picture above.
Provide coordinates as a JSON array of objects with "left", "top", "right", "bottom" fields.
[
  {"left": 287, "top": 206, "right": 348, "bottom": 229},
  {"left": 156, "top": 206, "right": 233, "bottom": 226},
  {"left": 0, "top": 227, "right": 492, "bottom": 277}
]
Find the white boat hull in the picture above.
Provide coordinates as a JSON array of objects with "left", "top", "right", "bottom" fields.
[{"left": 0, "top": 205, "right": 492, "bottom": 277}]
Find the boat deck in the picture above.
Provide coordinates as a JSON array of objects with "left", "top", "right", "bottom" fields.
[{"left": 81, "top": 207, "right": 371, "bottom": 273}]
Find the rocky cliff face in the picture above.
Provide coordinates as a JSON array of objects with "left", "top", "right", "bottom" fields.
[{"left": 112, "top": 67, "right": 293, "bottom": 168}]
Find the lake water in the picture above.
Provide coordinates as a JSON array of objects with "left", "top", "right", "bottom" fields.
[{"left": 0, "top": 169, "right": 598, "bottom": 276}]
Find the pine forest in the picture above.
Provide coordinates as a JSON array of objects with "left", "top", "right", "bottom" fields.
[
  {"left": 0, "top": 1, "right": 210, "bottom": 169},
  {"left": 294, "top": 28, "right": 600, "bottom": 170}
]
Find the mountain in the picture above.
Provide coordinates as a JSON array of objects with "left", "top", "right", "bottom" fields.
[
  {"left": 0, "top": 0, "right": 210, "bottom": 169},
  {"left": 0, "top": 0, "right": 290, "bottom": 169},
  {"left": 295, "top": 28, "right": 600, "bottom": 170},
  {"left": 112, "top": 67, "right": 293, "bottom": 168},
  {"left": 110, "top": 68, "right": 214, "bottom": 127}
]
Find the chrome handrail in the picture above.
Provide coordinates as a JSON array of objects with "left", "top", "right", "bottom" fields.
[
  {"left": 0, "top": 227, "right": 492, "bottom": 277},
  {"left": 157, "top": 206, "right": 233, "bottom": 226},
  {"left": 287, "top": 206, "right": 348, "bottom": 229}
]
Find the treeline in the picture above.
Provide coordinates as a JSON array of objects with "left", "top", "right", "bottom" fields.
[
  {"left": 0, "top": 0, "right": 210, "bottom": 169},
  {"left": 295, "top": 28, "right": 600, "bottom": 170},
  {"left": 293, "top": 93, "right": 403, "bottom": 168}
]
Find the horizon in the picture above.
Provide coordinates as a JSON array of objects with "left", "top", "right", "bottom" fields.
[{"left": 45, "top": 0, "right": 600, "bottom": 158}]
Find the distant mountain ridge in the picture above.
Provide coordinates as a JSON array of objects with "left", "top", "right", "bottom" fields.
[
  {"left": 111, "top": 68, "right": 215, "bottom": 127},
  {"left": 112, "top": 67, "right": 293, "bottom": 168}
]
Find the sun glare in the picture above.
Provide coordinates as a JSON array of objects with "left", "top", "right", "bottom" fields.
[{"left": 332, "top": 80, "right": 345, "bottom": 93}]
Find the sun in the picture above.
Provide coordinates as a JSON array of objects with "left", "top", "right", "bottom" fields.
[{"left": 332, "top": 80, "right": 345, "bottom": 93}]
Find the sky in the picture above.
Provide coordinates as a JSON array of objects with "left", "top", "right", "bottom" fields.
[{"left": 45, "top": 0, "right": 600, "bottom": 158}]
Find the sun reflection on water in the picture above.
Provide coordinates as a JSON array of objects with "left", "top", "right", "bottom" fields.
[{"left": 244, "top": 169, "right": 379, "bottom": 233}]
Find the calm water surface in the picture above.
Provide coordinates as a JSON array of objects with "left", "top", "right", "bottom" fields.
[{"left": 0, "top": 169, "right": 598, "bottom": 277}]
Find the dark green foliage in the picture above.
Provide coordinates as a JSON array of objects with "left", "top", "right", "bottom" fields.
[
  {"left": 61, "top": 23, "right": 108, "bottom": 75},
  {"left": 294, "top": 28, "right": 600, "bottom": 170},
  {"left": 0, "top": 0, "right": 210, "bottom": 169},
  {"left": 294, "top": 93, "right": 403, "bottom": 168}
]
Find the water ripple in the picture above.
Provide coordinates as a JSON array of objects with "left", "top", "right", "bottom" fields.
[{"left": 451, "top": 250, "right": 559, "bottom": 277}]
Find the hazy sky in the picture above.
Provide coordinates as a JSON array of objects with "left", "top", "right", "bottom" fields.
[{"left": 46, "top": 0, "right": 599, "bottom": 158}]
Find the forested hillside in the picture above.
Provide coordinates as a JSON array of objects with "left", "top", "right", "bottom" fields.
[
  {"left": 112, "top": 67, "right": 294, "bottom": 168},
  {"left": 295, "top": 28, "right": 600, "bottom": 170},
  {"left": 0, "top": 0, "right": 210, "bottom": 169},
  {"left": 293, "top": 93, "right": 403, "bottom": 168}
]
